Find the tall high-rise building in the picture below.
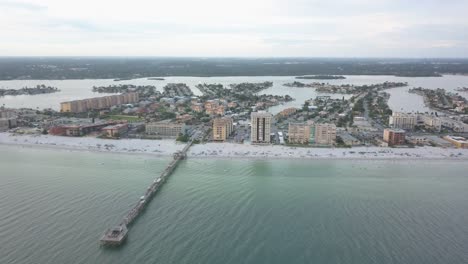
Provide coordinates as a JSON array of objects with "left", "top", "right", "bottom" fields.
[
  {"left": 315, "top": 123, "right": 337, "bottom": 145},
  {"left": 212, "top": 117, "right": 233, "bottom": 142},
  {"left": 251, "top": 111, "right": 272, "bottom": 144}
]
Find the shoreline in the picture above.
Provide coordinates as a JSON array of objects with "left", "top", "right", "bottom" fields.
[{"left": 2, "top": 133, "right": 468, "bottom": 161}]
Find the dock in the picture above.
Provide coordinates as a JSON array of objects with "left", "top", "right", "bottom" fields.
[{"left": 100, "top": 141, "right": 193, "bottom": 246}]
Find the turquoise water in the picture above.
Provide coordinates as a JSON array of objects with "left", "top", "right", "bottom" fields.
[{"left": 1, "top": 145, "right": 468, "bottom": 264}]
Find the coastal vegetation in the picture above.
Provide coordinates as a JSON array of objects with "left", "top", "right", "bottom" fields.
[
  {"left": 283, "top": 81, "right": 313, "bottom": 88},
  {"left": 0, "top": 57, "right": 463, "bottom": 80},
  {"left": 0, "top": 85, "right": 60, "bottom": 97}
]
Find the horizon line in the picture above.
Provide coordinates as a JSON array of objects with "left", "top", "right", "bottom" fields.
[{"left": 0, "top": 56, "right": 468, "bottom": 60}]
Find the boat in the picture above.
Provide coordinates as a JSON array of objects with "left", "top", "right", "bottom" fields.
[{"left": 100, "top": 225, "right": 128, "bottom": 246}]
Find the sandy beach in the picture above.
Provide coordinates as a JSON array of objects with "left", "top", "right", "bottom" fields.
[
  {"left": 0, "top": 133, "right": 185, "bottom": 156},
  {"left": 1, "top": 132, "right": 468, "bottom": 160}
]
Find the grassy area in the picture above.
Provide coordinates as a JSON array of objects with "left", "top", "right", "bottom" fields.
[{"left": 105, "top": 115, "right": 144, "bottom": 122}]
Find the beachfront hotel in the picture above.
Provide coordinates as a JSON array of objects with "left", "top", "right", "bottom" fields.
[
  {"left": 251, "top": 111, "right": 272, "bottom": 144},
  {"left": 60, "top": 93, "right": 139, "bottom": 113},
  {"left": 383, "top": 128, "right": 406, "bottom": 146},
  {"left": 212, "top": 117, "right": 233, "bottom": 142},
  {"left": 288, "top": 122, "right": 311, "bottom": 144},
  {"left": 389, "top": 112, "right": 417, "bottom": 130},
  {"left": 145, "top": 120, "right": 186, "bottom": 138},
  {"left": 314, "top": 123, "right": 337, "bottom": 145}
]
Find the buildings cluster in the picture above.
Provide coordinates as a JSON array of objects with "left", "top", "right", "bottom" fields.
[
  {"left": 189, "top": 99, "right": 238, "bottom": 116},
  {"left": 248, "top": 111, "right": 336, "bottom": 145},
  {"left": 60, "top": 93, "right": 139, "bottom": 113},
  {"left": 389, "top": 112, "right": 468, "bottom": 132},
  {"left": 48, "top": 121, "right": 128, "bottom": 138},
  {"left": 204, "top": 100, "right": 226, "bottom": 116},
  {"left": 276, "top": 107, "right": 297, "bottom": 118}
]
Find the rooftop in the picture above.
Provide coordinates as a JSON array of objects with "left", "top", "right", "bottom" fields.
[
  {"left": 102, "top": 123, "right": 127, "bottom": 130},
  {"left": 445, "top": 135, "right": 468, "bottom": 143}
]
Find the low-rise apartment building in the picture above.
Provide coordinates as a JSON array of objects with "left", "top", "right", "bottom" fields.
[
  {"left": 315, "top": 123, "right": 336, "bottom": 145},
  {"left": 383, "top": 128, "right": 406, "bottom": 146},
  {"left": 145, "top": 120, "right": 186, "bottom": 137},
  {"left": 102, "top": 123, "right": 128, "bottom": 138},
  {"left": 443, "top": 135, "right": 468, "bottom": 148},
  {"left": 288, "top": 122, "right": 311, "bottom": 144}
]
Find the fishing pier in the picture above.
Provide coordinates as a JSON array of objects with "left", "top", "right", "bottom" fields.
[{"left": 100, "top": 141, "right": 193, "bottom": 246}]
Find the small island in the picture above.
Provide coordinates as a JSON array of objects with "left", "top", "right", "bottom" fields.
[
  {"left": 283, "top": 81, "right": 314, "bottom": 88},
  {"left": 0, "top": 85, "right": 60, "bottom": 97},
  {"left": 147, "top": 77, "right": 165, "bottom": 80},
  {"left": 113, "top": 78, "right": 134, "bottom": 81},
  {"left": 296, "top": 75, "right": 346, "bottom": 80}
]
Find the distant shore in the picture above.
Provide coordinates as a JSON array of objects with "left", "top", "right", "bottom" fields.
[{"left": 2, "top": 133, "right": 468, "bottom": 161}]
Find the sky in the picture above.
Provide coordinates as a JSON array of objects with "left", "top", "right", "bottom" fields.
[{"left": 0, "top": 0, "right": 467, "bottom": 57}]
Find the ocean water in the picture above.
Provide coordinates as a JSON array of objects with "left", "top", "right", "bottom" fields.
[
  {"left": 1, "top": 75, "right": 468, "bottom": 113},
  {"left": 1, "top": 145, "right": 467, "bottom": 264}
]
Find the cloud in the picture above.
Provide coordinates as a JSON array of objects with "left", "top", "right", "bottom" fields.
[{"left": 0, "top": 0, "right": 467, "bottom": 57}]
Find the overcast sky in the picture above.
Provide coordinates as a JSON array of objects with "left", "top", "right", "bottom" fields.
[{"left": 0, "top": 0, "right": 467, "bottom": 57}]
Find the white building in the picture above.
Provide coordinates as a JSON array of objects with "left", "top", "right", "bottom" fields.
[
  {"left": 389, "top": 112, "right": 417, "bottom": 130},
  {"left": 419, "top": 115, "right": 442, "bottom": 132},
  {"left": 440, "top": 117, "right": 468, "bottom": 132}
]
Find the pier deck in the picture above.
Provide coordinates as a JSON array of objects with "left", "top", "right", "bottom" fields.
[{"left": 100, "top": 141, "right": 192, "bottom": 246}]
